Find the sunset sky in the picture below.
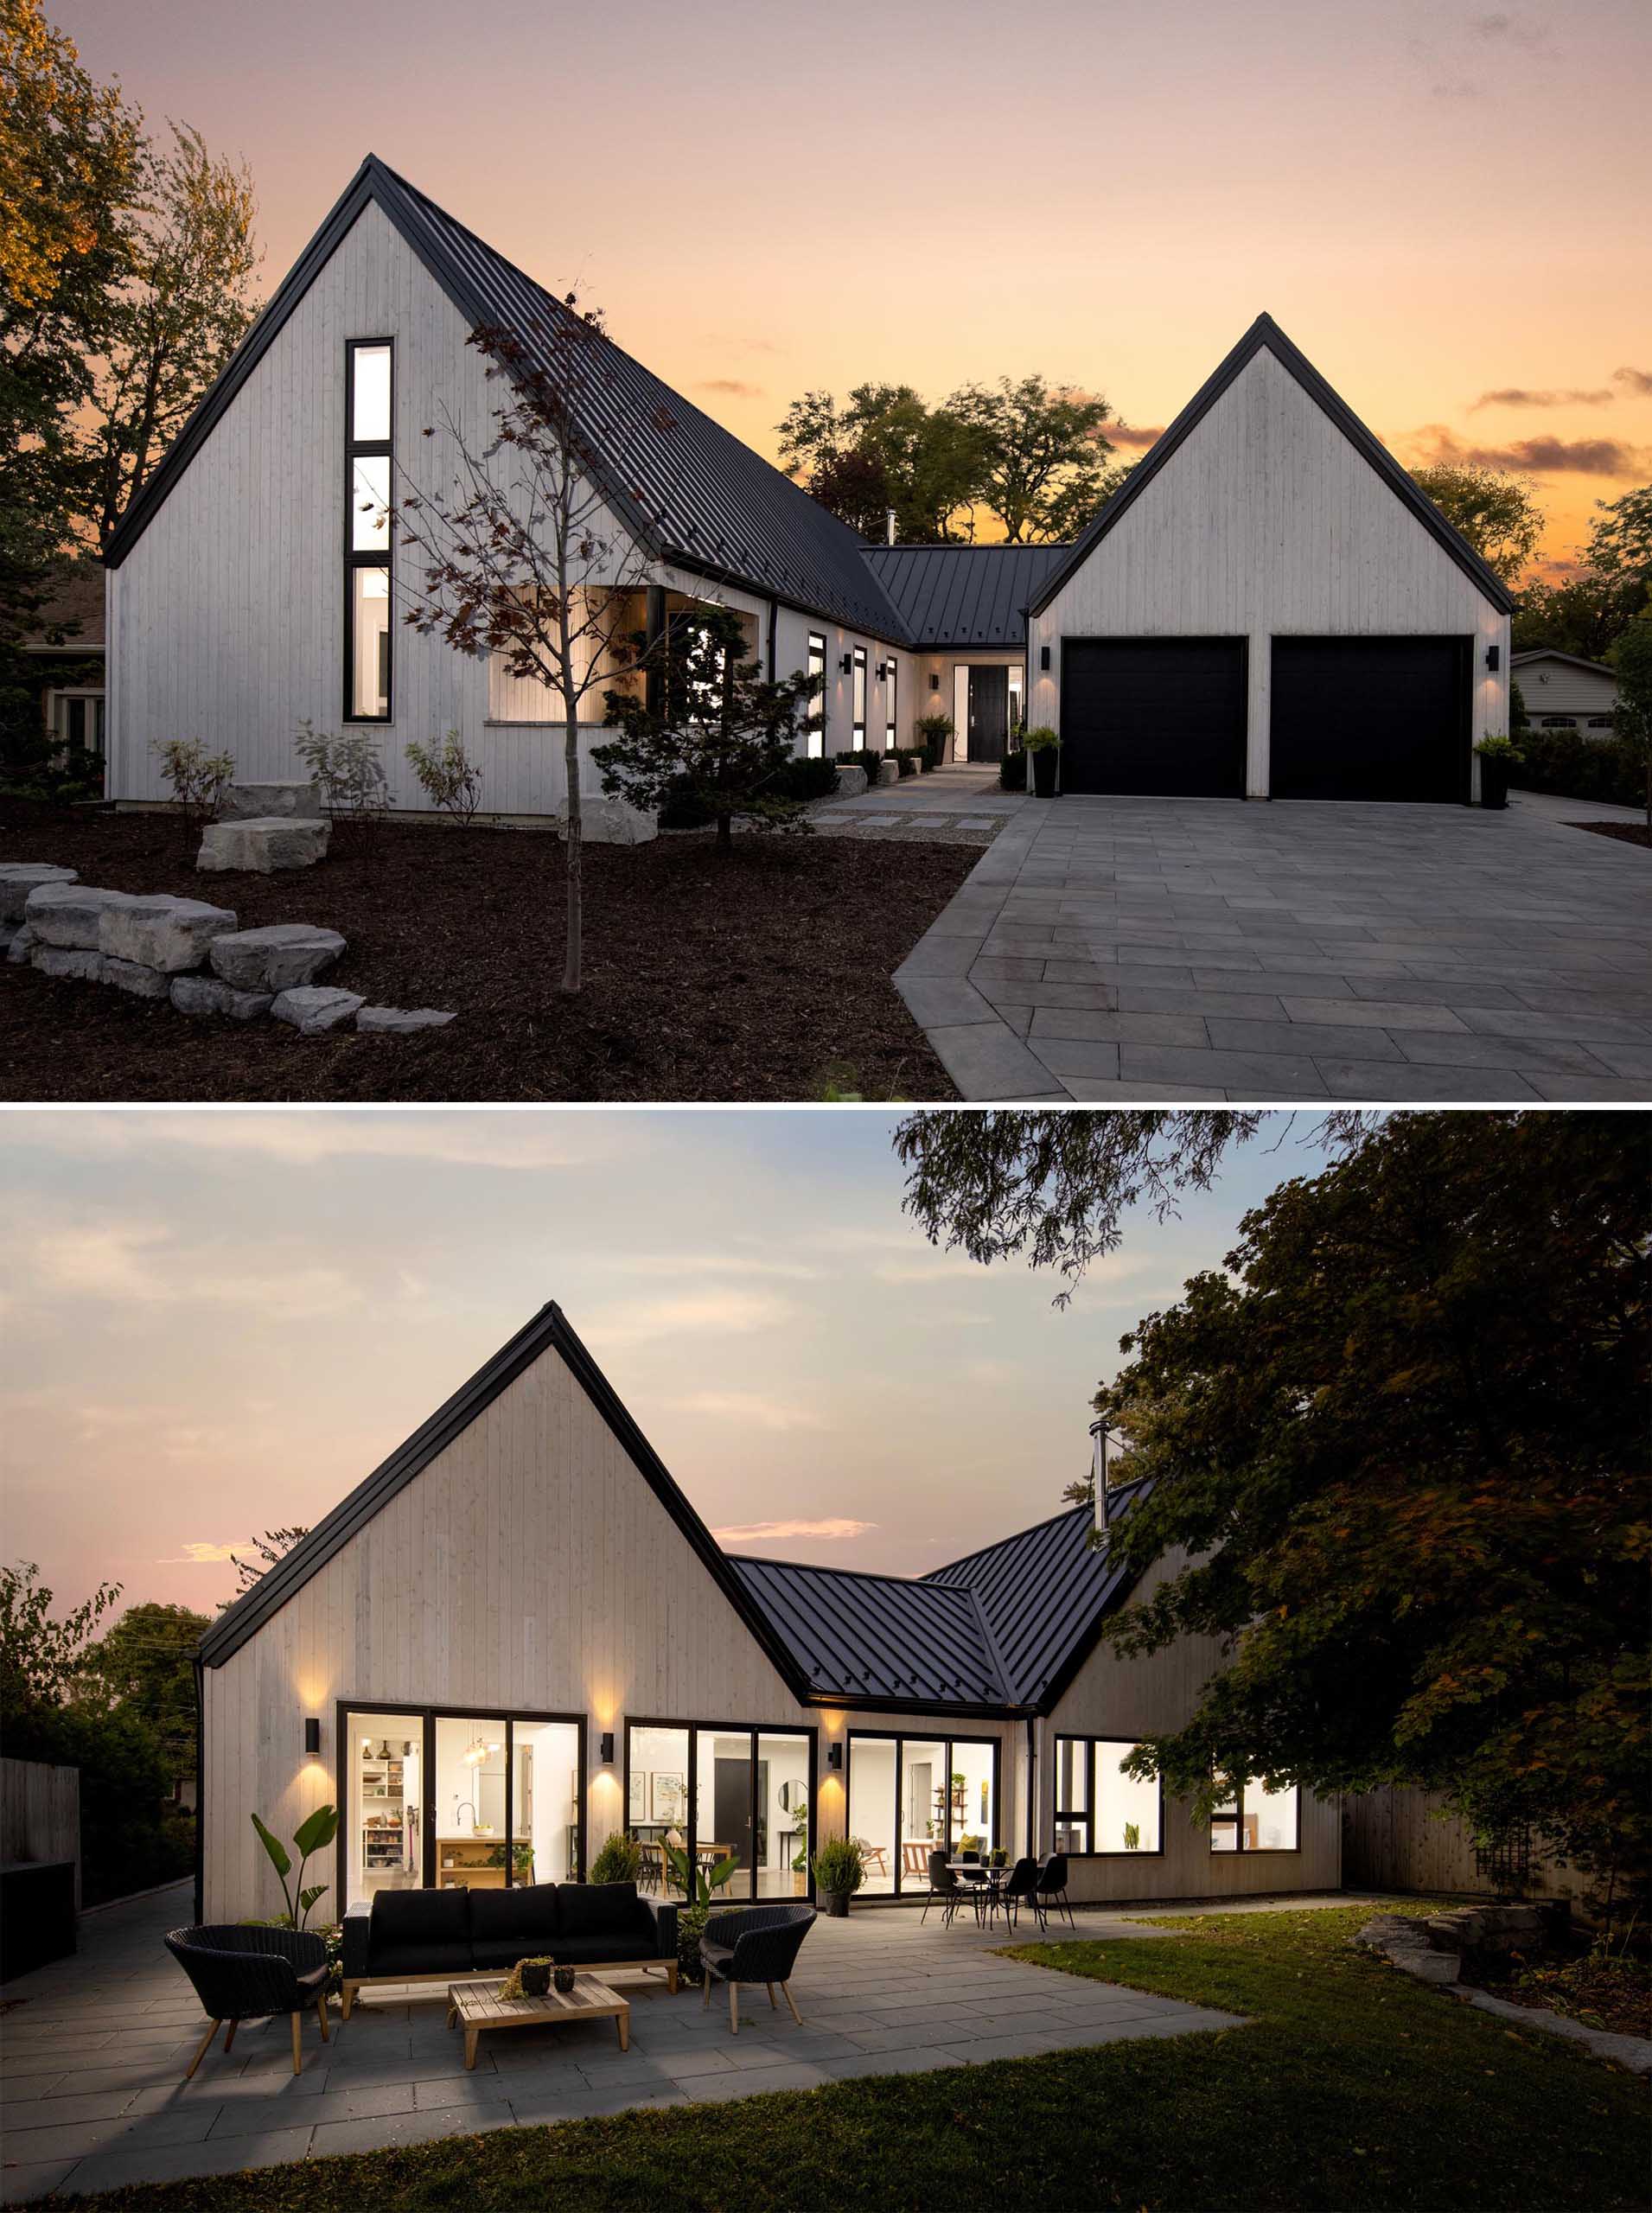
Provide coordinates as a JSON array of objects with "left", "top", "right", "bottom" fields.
[
  {"left": 0, "top": 1109, "right": 1340, "bottom": 1619},
  {"left": 54, "top": 0, "right": 1652, "bottom": 573}
]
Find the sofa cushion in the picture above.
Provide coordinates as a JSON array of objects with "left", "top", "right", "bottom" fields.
[
  {"left": 369, "top": 1885, "right": 469, "bottom": 1966},
  {"left": 547, "top": 1931, "right": 659, "bottom": 1966},
  {"left": 366, "top": 1938, "right": 472, "bottom": 1977},
  {"left": 555, "top": 1881, "right": 642, "bottom": 1940},
  {"left": 469, "top": 1884, "right": 559, "bottom": 1948}
]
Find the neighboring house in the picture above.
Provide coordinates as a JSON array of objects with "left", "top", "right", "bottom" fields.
[
  {"left": 105, "top": 154, "right": 1510, "bottom": 816},
  {"left": 193, "top": 1303, "right": 1337, "bottom": 1924},
  {"left": 1511, "top": 648, "right": 1619, "bottom": 733},
  {"left": 15, "top": 564, "right": 106, "bottom": 782}
]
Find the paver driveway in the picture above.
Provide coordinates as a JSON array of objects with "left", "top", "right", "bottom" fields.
[
  {"left": 894, "top": 789, "right": 1652, "bottom": 1100},
  {"left": 0, "top": 1880, "right": 1242, "bottom": 2202}
]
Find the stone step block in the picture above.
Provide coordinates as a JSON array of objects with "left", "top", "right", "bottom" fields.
[
  {"left": 0, "top": 864, "right": 77, "bottom": 922},
  {"left": 25, "top": 884, "right": 139, "bottom": 949},
  {"left": 7, "top": 923, "right": 37, "bottom": 964},
  {"left": 196, "top": 818, "right": 329, "bottom": 873},
  {"left": 271, "top": 985, "right": 365, "bottom": 1036},
  {"left": 101, "top": 956, "right": 172, "bottom": 1000},
  {"left": 556, "top": 797, "right": 657, "bottom": 845},
  {"left": 170, "top": 974, "right": 276, "bottom": 1022},
  {"left": 210, "top": 923, "right": 346, "bottom": 992},
  {"left": 99, "top": 894, "right": 239, "bottom": 974},
  {"left": 32, "top": 944, "right": 104, "bottom": 983},
  {"left": 219, "top": 781, "right": 326, "bottom": 822},
  {"left": 356, "top": 1006, "right": 456, "bottom": 1033}
]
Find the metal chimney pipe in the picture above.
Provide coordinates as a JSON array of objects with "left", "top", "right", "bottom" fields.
[
  {"left": 885, "top": 507, "right": 897, "bottom": 546},
  {"left": 1089, "top": 1418, "right": 1109, "bottom": 1534}
]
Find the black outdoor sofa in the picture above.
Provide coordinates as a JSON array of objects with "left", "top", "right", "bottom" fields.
[{"left": 341, "top": 1880, "right": 678, "bottom": 2016}]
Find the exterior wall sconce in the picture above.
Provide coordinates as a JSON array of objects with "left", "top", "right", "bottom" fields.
[
  {"left": 1039, "top": 646, "right": 1051, "bottom": 671},
  {"left": 826, "top": 1742, "right": 842, "bottom": 1771},
  {"left": 1485, "top": 644, "right": 1500, "bottom": 672},
  {"left": 839, "top": 653, "right": 853, "bottom": 674},
  {"left": 929, "top": 673, "right": 940, "bottom": 692},
  {"left": 599, "top": 1731, "right": 615, "bottom": 1763},
  {"left": 304, "top": 1718, "right": 321, "bottom": 1757}
]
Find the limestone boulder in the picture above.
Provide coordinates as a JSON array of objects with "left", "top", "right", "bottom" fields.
[
  {"left": 7, "top": 923, "right": 37, "bottom": 965},
  {"left": 833, "top": 766, "right": 869, "bottom": 798},
  {"left": 271, "top": 985, "right": 365, "bottom": 1036},
  {"left": 875, "top": 759, "right": 901, "bottom": 787},
  {"left": 32, "top": 944, "right": 103, "bottom": 983},
  {"left": 0, "top": 864, "right": 77, "bottom": 922},
  {"left": 219, "top": 780, "right": 326, "bottom": 822},
  {"left": 169, "top": 973, "right": 275, "bottom": 1022},
  {"left": 100, "top": 956, "right": 172, "bottom": 1000},
  {"left": 196, "top": 817, "right": 330, "bottom": 873},
  {"left": 25, "top": 883, "right": 138, "bottom": 949},
  {"left": 556, "top": 796, "right": 657, "bottom": 845},
  {"left": 356, "top": 1005, "right": 456, "bottom": 1033},
  {"left": 99, "top": 893, "right": 238, "bottom": 974},
  {"left": 210, "top": 923, "right": 346, "bottom": 993}
]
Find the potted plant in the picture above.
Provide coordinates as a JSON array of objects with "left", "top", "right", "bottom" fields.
[
  {"left": 552, "top": 1961, "right": 577, "bottom": 1994},
  {"left": 914, "top": 711, "right": 954, "bottom": 771},
  {"left": 1023, "top": 724, "right": 1060, "bottom": 798},
  {"left": 664, "top": 1839, "right": 738, "bottom": 1983},
  {"left": 989, "top": 1846, "right": 1009, "bottom": 1868},
  {"left": 503, "top": 1955, "right": 554, "bottom": 1998},
  {"left": 1123, "top": 1822, "right": 1140, "bottom": 1852},
  {"left": 790, "top": 1803, "right": 811, "bottom": 1897},
  {"left": 812, "top": 1835, "right": 865, "bottom": 1918},
  {"left": 1475, "top": 733, "right": 1521, "bottom": 810}
]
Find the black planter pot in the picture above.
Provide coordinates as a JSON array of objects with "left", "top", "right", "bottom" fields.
[
  {"left": 1030, "top": 745, "right": 1058, "bottom": 798},
  {"left": 820, "top": 1888, "right": 850, "bottom": 1918},
  {"left": 1479, "top": 758, "right": 1509, "bottom": 810},
  {"left": 552, "top": 1965, "right": 577, "bottom": 1994},
  {"left": 520, "top": 1961, "right": 551, "bottom": 1997}
]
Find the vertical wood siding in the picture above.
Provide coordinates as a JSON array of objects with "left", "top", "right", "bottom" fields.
[
  {"left": 1026, "top": 348, "right": 1510, "bottom": 796},
  {"left": 0, "top": 1757, "right": 81, "bottom": 1910},
  {"left": 1342, "top": 1787, "right": 1570, "bottom": 1902}
]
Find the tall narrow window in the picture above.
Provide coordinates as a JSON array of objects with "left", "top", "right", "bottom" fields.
[
  {"left": 806, "top": 633, "right": 826, "bottom": 758},
  {"left": 852, "top": 646, "right": 867, "bottom": 743},
  {"left": 883, "top": 657, "right": 896, "bottom": 751},
  {"left": 345, "top": 340, "right": 393, "bottom": 720}
]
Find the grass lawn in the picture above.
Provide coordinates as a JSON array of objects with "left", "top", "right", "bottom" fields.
[
  {"left": 0, "top": 803, "right": 973, "bottom": 1101},
  {"left": 48, "top": 1907, "right": 1649, "bottom": 2211}
]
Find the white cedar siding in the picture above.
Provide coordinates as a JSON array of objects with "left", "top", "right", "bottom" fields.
[
  {"left": 1043, "top": 1549, "right": 1339, "bottom": 1903},
  {"left": 769, "top": 604, "right": 915, "bottom": 759},
  {"left": 106, "top": 200, "right": 665, "bottom": 817},
  {"left": 197, "top": 1334, "right": 1020, "bottom": 1919},
  {"left": 1025, "top": 346, "right": 1510, "bottom": 799}
]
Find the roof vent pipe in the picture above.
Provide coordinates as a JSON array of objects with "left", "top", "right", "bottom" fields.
[
  {"left": 1090, "top": 1418, "right": 1110, "bottom": 1535},
  {"left": 886, "top": 507, "right": 897, "bottom": 546}
]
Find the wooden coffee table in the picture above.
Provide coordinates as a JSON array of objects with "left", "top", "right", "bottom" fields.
[{"left": 445, "top": 1974, "right": 630, "bottom": 2069}]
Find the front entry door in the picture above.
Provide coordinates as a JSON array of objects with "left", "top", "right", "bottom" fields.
[{"left": 966, "top": 666, "right": 1009, "bottom": 762}]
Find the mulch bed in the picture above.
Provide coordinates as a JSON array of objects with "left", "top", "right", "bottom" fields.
[
  {"left": 1, "top": 806, "right": 973, "bottom": 1101},
  {"left": 1486, "top": 1951, "right": 1652, "bottom": 2041},
  {"left": 1566, "top": 820, "right": 1651, "bottom": 851}
]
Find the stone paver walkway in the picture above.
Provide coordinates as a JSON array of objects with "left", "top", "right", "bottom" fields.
[
  {"left": 810, "top": 763, "right": 1017, "bottom": 845},
  {"left": 893, "top": 788, "right": 1652, "bottom": 1101},
  {"left": 0, "top": 1880, "right": 1250, "bottom": 2201}
]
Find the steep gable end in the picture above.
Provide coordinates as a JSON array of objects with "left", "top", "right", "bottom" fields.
[{"left": 1028, "top": 314, "right": 1515, "bottom": 617}]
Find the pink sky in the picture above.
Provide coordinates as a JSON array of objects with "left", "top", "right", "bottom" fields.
[
  {"left": 53, "top": 0, "right": 1652, "bottom": 574},
  {"left": 0, "top": 1110, "right": 1336, "bottom": 1620}
]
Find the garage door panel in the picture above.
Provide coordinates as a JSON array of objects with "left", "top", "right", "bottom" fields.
[
  {"left": 1061, "top": 638, "right": 1247, "bottom": 798},
  {"left": 1270, "top": 637, "right": 1470, "bottom": 802}
]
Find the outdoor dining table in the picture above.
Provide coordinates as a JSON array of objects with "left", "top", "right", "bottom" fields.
[{"left": 946, "top": 1860, "right": 1008, "bottom": 1924}]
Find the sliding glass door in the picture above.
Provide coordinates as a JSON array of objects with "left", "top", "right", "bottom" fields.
[
  {"left": 845, "top": 1731, "right": 1002, "bottom": 1896},
  {"left": 625, "top": 1719, "right": 815, "bottom": 1902}
]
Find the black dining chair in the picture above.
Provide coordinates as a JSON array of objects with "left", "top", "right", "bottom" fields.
[
  {"left": 996, "top": 1855, "right": 1041, "bottom": 1932},
  {"left": 922, "top": 1848, "right": 973, "bottom": 1927},
  {"left": 1034, "top": 1853, "right": 1075, "bottom": 1930},
  {"left": 698, "top": 1903, "right": 815, "bottom": 2032},
  {"left": 164, "top": 1923, "right": 331, "bottom": 2079}
]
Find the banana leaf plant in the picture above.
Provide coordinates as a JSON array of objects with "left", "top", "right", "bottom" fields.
[
  {"left": 251, "top": 1804, "right": 340, "bottom": 1929},
  {"left": 663, "top": 1838, "right": 739, "bottom": 1908}
]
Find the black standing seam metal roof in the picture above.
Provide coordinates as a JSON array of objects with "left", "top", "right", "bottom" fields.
[
  {"left": 1026, "top": 312, "right": 1517, "bottom": 619},
  {"left": 860, "top": 544, "right": 1071, "bottom": 649},
  {"left": 105, "top": 156, "right": 912, "bottom": 647}
]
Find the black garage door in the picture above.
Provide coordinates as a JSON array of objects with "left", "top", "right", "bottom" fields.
[
  {"left": 1060, "top": 638, "right": 1247, "bottom": 797},
  {"left": 1270, "top": 636, "right": 1471, "bottom": 802}
]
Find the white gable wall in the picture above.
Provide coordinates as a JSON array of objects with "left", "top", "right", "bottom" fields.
[{"left": 1027, "top": 347, "right": 1510, "bottom": 798}]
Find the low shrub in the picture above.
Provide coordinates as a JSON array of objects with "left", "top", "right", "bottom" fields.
[
  {"left": 657, "top": 772, "right": 716, "bottom": 828},
  {"left": 895, "top": 749, "right": 919, "bottom": 778},
  {"left": 1513, "top": 726, "right": 1643, "bottom": 809},
  {"left": 295, "top": 720, "right": 390, "bottom": 847},
  {"left": 151, "top": 737, "right": 235, "bottom": 845},
  {"left": 767, "top": 755, "right": 839, "bottom": 803},
  {"left": 678, "top": 1900, "right": 709, "bottom": 1984},
  {"left": 999, "top": 749, "right": 1028, "bottom": 791},
  {"left": 588, "top": 1831, "right": 643, "bottom": 1885},
  {"left": 405, "top": 729, "right": 483, "bottom": 825}
]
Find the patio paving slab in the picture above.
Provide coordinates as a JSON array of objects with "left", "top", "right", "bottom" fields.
[{"left": 893, "top": 791, "right": 1652, "bottom": 1100}]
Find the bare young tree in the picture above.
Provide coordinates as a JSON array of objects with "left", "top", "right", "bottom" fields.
[{"left": 395, "top": 312, "right": 665, "bottom": 993}]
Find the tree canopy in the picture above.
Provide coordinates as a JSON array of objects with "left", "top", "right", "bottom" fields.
[{"left": 1409, "top": 461, "right": 1543, "bottom": 584}]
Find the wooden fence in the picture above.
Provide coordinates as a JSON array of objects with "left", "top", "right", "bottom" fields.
[
  {"left": 1343, "top": 1786, "right": 1568, "bottom": 1904},
  {"left": 1, "top": 1757, "right": 81, "bottom": 1911}
]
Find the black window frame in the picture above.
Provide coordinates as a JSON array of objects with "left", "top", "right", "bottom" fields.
[
  {"left": 843, "top": 1728, "right": 1002, "bottom": 1896},
  {"left": 335, "top": 1700, "right": 587, "bottom": 1905},
  {"left": 343, "top": 338, "right": 394, "bottom": 724},
  {"left": 883, "top": 654, "right": 897, "bottom": 752},
  {"left": 1209, "top": 1775, "right": 1301, "bottom": 1855},
  {"left": 852, "top": 645, "right": 867, "bottom": 743},
  {"left": 622, "top": 1716, "right": 819, "bottom": 1904},
  {"left": 1053, "top": 1735, "right": 1165, "bottom": 1859},
  {"left": 806, "top": 632, "right": 827, "bottom": 759}
]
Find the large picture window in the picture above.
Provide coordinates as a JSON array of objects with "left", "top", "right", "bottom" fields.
[
  {"left": 806, "top": 633, "right": 827, "bottom": 757},
  {"left": 1210, "top": 1775, "right": 1299, "bottom": 1853},
  {"left": 845, "top": 1731, "right": 1000, "bottom": 1895},
  {"left": 1054, "top": 1737, "right": 1162, "bottom": 1856},
  {"left": 345, "top": 340, "right": 393, "bottom": 720},
  {"left": 624, "top": 1719, "right": 814, "bottom": 1902},
  {"left": 852, "top": 646, "right": 867, "bottom": 743}
]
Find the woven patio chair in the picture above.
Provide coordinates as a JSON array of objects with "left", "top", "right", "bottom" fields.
[
  {"left": 164, "top": 1923, "right": 331, "bottom": 2079},
  {"left": 698, "top": 1902, "right": 815, "bottom": 2032}
]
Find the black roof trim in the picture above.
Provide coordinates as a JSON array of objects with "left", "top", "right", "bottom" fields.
[
  {"left": 1027, "top": 313, "right": 1516, "bottom": 618},
  {"left": 198, "top": 1302, "right": 812, "bottom": 1702}
]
